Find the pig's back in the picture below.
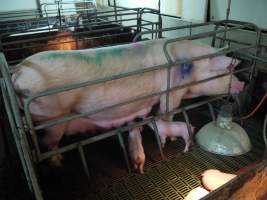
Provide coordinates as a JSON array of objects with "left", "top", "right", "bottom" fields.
[{"left": 19, "top": 39, "right": 167, "bottom": 90}]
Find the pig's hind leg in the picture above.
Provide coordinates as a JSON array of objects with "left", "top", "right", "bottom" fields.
[{"left": 42, "top": 122, "right": 67, "bottom": 167}]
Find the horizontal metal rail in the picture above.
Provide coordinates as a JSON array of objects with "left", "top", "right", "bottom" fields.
[
  {"left": 31, "top": 67, "right": 250, "bottom": 131},
  {"left": 133, "top": 19, "right": 260, "bottom": 42},
  {"left": 0, "top": 7, "right": 158, "bottom": 36},
  {"left": 39, "top": 94, "right": 228, "bottom": 161},
  {"left": 1, "top": 22, "right": 143, "bottom": 46},
  {"left": 3, "top": 31, "right": 136, "bottom": 53}
]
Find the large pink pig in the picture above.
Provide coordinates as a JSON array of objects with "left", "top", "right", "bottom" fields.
[{"left": 12, "top": 38, "right": 244, "bottom": 165}]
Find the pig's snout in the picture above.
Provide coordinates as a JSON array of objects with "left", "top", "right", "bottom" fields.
[
  {"left": 230, "top": 81, "right": 245, "bottom": 93},
  {"left": 11, "top": 72, "right": 21, "bottom": 91}
]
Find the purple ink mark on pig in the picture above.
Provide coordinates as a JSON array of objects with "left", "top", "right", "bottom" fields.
[{"left": 180, "top": 63, "right": 193, "bottom": 79}]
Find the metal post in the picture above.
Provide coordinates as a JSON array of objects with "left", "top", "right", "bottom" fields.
[
  {"left": 220, "top": 0, "right": 231, "bottom": 47},
  {"left": 78, "top": 144, "right": 91, "bottom": 181},
  {"left": 182, "top": 110, "right": 193, "bottom": 144},
  {"left": 207, "top": 103, "right": 216, "bottom": 121},
  {"left": 114, "top": 0, "right": 118, "bottom": 22},
  {"left": 0, "top": 54, "right": 44, "bottom": 200},
  {"left": 158, "top": 0, "right": 162, "bottom": 38},
  {"left": 117, "top": 132, "right": 131, "bottom": 173},
  {"left": 150, "top": 119, "right": 165, "bottom": 159}
]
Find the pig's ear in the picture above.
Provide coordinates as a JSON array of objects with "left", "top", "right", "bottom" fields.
[{"left": 210, "top": 56, "right": 240, "bottom": 71}]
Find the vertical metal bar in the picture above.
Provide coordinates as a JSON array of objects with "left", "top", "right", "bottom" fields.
[
  {"left": 137, "top": 9, "right": 142, "bottom": 34},
  {"left": 221, "top": 0, "right": 232, "bottom": 47},
  {"left": 0, "top": 53, "right": 43, "bottom": 200},
  {"left": 207, "top": 103, "right": 216, "bottom": 121},
  {"left": 158, "top": 0, "right": 162, "bottom": 38},
  {"left": 152, "top": 24, "right": 154, "bottom": 39},
  {"left": 78, "top": 144, "right": 90, "bottom": 181},
  {"left": 117, "top": 132, "right": 131, "bottom": 173},
  {"left": 156, "top": 24, "right": 158, "bottom": 39},
  {"left": 35, "top": 0, "right": 42, "bottom": 18},
  {"left": 151, "top": 119, "right": 165, "bottom": 159},
  {"left": 182, "top": 110, "right": 193, "bottom": 142},
  {"left": 114, "top": 0, "right": 118, "bottom": 22},
  {"left": 189, "top": 22, "right": 192, "bottom": 36},
  {"left": 211, "top": 25, "right": 219, "bottom": 47},
  {"left": 1, "top": 80, "right": 32, "bottom": 191},
  {"left": 165, "top": 66, "right": 171, "bottom": 116},
  {"left": 226, "top": 0, "right": 232, "bottom": 21},
  {"left": 231, "top": 93, "right": 243, "bottom": 125},
  {"left": 57, "top": 1, "right": 62, "bottom": 28},
  {"left": 263, "top": 114, "right": 267, "bottom": 158},
  {"left": 245, "top": 26, "right": 261, "bottom": 111},
  {"left": 249, "top": 29, "right": 262, "bottom": 81}
]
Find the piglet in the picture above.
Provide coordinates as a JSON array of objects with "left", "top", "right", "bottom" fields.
[
  {"left": 128, "top": 127, "right": 145, "bottom": 174},
  {"left": 184, "top": 186, "right": 209, "bottom": 200},
  {"left": 149, "top": 120, "right": 194, "bottom": 152},
  {"left": 202, "top": 169, "right": 237, "bottom": 191}
]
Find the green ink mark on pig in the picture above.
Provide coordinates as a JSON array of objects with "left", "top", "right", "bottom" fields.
[{"left": 39, "top": 45, "right": 125, "bottom": 66}]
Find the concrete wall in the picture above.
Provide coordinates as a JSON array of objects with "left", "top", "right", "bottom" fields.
[
  {"left": 0, "top": 0, "right": 37, "bottom": 11},
  {"left": 210, "top": 0, "right": 267, "bottom": 29}
]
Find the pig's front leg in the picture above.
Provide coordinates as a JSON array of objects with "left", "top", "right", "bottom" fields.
[
  {"left": 160, "top": 88, "right": 187, "bottom": 121},
  {"left": 42, "top": 122, "right": 67, "bottom": 167}
]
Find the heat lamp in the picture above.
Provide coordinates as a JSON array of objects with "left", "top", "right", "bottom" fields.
[{"left": 196, "top": 104, "right": 251, "bottom": 156}]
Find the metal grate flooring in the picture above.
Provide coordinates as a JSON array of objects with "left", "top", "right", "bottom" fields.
[{"left": 39, "top": 114, "right": 265, "bottom": 200}]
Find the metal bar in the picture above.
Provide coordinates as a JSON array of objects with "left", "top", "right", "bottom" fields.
[
  {"left": 182, "top": 110, "right": 193, "bottom": 143},
  {"left": 117, "top": 132, "right": 131, "bottom": 173},
  {"left": 0, "top": 53, "right": 43, "bottom": 200},
  {"left": 108, "top": 4, "right": 159, "bottom": 14},
  {"left": 39, "top": 94, "right": 228, "bottom": 161},
  {"left": 160, "top": 13, "right": 181, "bottom": 19},
  {"left": 249, "top": 29, "right": 262, "bottom": 81},
  {"left": 0, "top": 80, "right": 33, "bottom": 191},
  {"left": 3, "top": 31, "right": 136, "bottom": 53},
  {"left": 31, "top": 67, "right": 249, "bottom": 132},
  {"left": 76, "top": 10, "right": 155, "bottom": 26},
  {"left": 207, "top": 103, "right": 216, "bottom": 121},
  {"left": 220, "top": 0, "right": 232, "bottom": 47},
  {"left": 1, "top": 18, "right": 140, "bottom": 44},
  {"left": 211, "top": 25, "right": 219, "bottom": 47},
  {"left": 236, "top": 52, "right": 267, "bottom": 63},
  {"left": 78, "top": 144, "right": 91, "bottom": 181},
  {"left": 134, "top": 19, "right": 260, "bottom": 42},
  {"left": 162, "top": 24, "right": 251, "bottom": 64},
  {"left": 114, "top": 0, "right": 118, "bottom": 22},
  {"left": 231, "top": 93, "right": 243, "bottom": 125},
  {"left": 1, "top": 21, "right": 153, "bottom": 46},
  {"left": 150, "top": 119, "right": 165, "bottom": 159},
  {"left": 215, "top": 36, "right": 252, "bottom": 46}
]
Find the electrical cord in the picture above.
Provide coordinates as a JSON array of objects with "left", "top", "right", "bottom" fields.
[
  {"left": 263, "top": 114, "right": 267, "bottom": 156},
  {"left": 238, "top": 91, "right": 267, "bottom": 120}
]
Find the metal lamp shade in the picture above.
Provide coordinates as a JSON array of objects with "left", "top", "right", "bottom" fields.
[{"left": 196, "top": 105, "right": 251, "bottom": 156}]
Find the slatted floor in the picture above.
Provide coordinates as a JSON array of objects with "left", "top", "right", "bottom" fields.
[{"left": 38, "top": 111, "right": 265, "bottom": 200}]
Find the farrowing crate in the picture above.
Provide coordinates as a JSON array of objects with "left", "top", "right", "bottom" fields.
[{"left": 0, "top": 19, "right": 263, "bottom": 200}]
